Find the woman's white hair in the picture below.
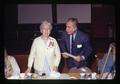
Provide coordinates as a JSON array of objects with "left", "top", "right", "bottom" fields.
[{"left": 40, "top": 21, "right": 52, "bottom": 33}]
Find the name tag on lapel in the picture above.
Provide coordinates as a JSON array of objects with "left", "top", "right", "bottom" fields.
[{"left": 77, "top": 44, "right": 82, "bottom": 48}]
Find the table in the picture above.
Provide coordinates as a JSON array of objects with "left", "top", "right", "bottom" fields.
[
  {"left": 7, "top": 72, "right": 115, "bottom": 80},
  {"left": 30, "top": 73, "right": 80, "bottom": 80}
]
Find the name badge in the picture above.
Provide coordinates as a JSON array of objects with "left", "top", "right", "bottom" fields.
[{"left": 77, "top": 44, "right": 82, "bottom": 48}]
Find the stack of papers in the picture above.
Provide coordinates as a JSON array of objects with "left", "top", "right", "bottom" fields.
[
  {"left": 62, "top": 53, "right": 74, "bottom": 58},
  {"left": 47, "top": 71, "right": 61, "bottom": 79}
]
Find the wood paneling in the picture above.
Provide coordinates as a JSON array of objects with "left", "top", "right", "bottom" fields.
[{"left": 13, "top": 55, "right": 28, "bottom": 73}]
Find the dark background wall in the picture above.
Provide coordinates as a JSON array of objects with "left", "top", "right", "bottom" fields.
[{"left": 4, "top": 4, "right": 116, "bottom": 55}]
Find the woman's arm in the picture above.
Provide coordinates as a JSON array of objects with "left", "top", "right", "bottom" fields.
[
  {"left": 53, "top": 39, "right": 61, "bottom": 71},
  {"left": 25, "top": 39, "right": 36, "bottom": 74}
]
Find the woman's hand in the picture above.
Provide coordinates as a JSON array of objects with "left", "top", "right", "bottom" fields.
[
  {"left": 52, "top": 66, "right": 58, "bottom": 72},
  {"left": 25, "top": 67, "right": 31, "bottom": 76}
]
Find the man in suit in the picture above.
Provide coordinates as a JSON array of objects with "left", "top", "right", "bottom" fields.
[{"left": 60, "top": 18, "right": 92, "bottom": 69}]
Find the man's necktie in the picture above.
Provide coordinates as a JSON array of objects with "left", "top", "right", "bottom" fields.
[{"left": 71, "top": 35, "right": 75, "bottom": 55}]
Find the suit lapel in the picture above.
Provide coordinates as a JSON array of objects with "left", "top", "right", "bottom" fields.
[
  {"left": 74, "top": 31, "right": 81, "bottom": 44},
  {"left": 74, "top": 31, "right": 79, "bottom": 45},
  {"left": 65, "top": 31, "right": 82, "bottom": 53}
]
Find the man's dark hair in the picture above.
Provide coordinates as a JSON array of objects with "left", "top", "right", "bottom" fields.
[{"left": 67, "top": 17, "right": 79, "bottom": 27}]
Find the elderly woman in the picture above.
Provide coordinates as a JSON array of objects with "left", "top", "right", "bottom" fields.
[
  {"left": 25, "top": 21, "right": 61, "bottom": 76},
  {"left": 4, "top": 49, "right": 20, "bottom": 79}
]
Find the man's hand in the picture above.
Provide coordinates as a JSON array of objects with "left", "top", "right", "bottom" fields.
[
  {"left": 73, "top": 56, "right": 81, "bottom": 62},
  {"left": 62, "top": 52, "right": 69, "bottom": 58}
]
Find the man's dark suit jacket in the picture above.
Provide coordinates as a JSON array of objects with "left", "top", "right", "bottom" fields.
[{"left": 60, "top": 30, "right": 92, "bottom": 68}]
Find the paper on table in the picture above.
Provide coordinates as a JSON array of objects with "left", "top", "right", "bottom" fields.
[
  {"left": 49, "top": 71, "right": 61, "bottom": 78},
  {"left": 62, "top": 53, "right": 75, "bottom": 58},
  {"left": 19, "top": 73, "right": 32, "bottom": 79},
  {"left": 7, "top": 75, "right": 19, "bottom": 79}
]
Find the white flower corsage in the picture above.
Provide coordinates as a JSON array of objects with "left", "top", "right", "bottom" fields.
[{"left": 48, "top": 39, "right": 54, "bottom": 48}]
